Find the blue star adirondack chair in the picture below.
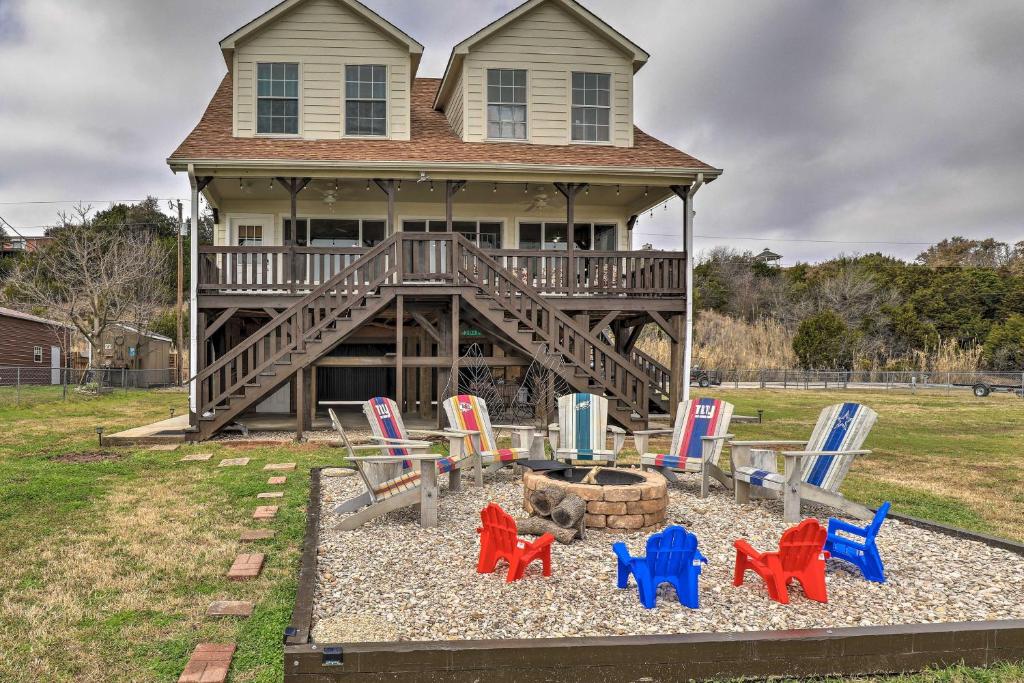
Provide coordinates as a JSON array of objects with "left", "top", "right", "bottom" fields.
[
  {"left": 732, "top": 402, "right": 878, "bottom": 523},
  {"left": 825, "top": 501, "right": 891, "bottom": 583},
  {"left": 613, "top": 526, "right": 707, "bottom": 609}
]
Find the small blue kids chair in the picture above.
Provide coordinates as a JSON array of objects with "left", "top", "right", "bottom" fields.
[
  {"left": 824, "top": 501, "right": 891, "bottom": 583},
  {"left": 613, "top": 525, "right": 707, "bottom": 609}
]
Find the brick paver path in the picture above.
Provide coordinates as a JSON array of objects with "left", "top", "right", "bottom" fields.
[
  {"left": 267, "top": 476, "right": 287, "bottom": 485},
  {"left": 207, "top": 601, "right": 254, "bottom": 617},
  {"left": 263, "top": 462, "right": 296, "bottom": 471},
  {"left": 179, "top": 453, "right": 213, "bottom": 462},
  {"left": 227, "top": 553, "right": 265, "bottom": 581},
  {"left": 240, "top": 529, "right": 275, "bottom": 541},
  {"left": 218, "top": 458, "right": 250, "bottom": 467},
  {"left": 178, "top": 643, "right": 235, "bottom": 683},
  {"left": 257, "top": 491, "right": 284, "bottom": 499},
  {"left": 149, "top": 444, "right": 180, "bottom": 452},
  {"left": 252, "top": 505, "right": 278, "bottom": 520}
]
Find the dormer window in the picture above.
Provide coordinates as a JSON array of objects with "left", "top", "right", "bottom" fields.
[
  {"left": 345, "top": 65, "right": 387, "bottom": 136},
  {"left": 487, "top": 69, "right": 527, "bottom": 140},
  {"left": 257, "top": 63, "right": 299, "bottom": 135},
  {"left": 571, "top": 72, "right": 610, "bottom": 143}
]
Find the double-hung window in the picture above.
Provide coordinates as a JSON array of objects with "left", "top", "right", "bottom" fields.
[
  {"left": 257, "top": 63, "right": 299, "bottom": 135},
  {"left": 345, "top": 65, "right": 387, "bottom": 136},
  {"left": 571, "top": 72, "right": 610, "bottom": 142},
  {"left": 487, "top": 69, "right": 527, "bottom": 140},
  {"left": 237, "top": 225, "right": 264, "bottom": 246}
]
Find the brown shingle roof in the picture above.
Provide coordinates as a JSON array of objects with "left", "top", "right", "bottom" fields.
[{"left": 169, "top": 76, "right": 718, "bottom": 173}]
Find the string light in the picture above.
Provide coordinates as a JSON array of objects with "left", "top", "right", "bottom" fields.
[
  {"left": 616, "top": 184, "right": 620, "bottom": 196},
  {"left": 524, "top": 183, "right": 529, "bottom": 194},
  {"left": 430, "top": 181, "right": 435, "bottom": 192},
  {"left": 365, "top": 180, "right": 370, "bottom": 191},
  {"left": 644, "top": 186, "right": 648, "bottom": 197},
  {"left": 492, "top": 183, "right": 497, "bottom": 193},
  {"left": 269, "top": 178, "right": 274, "bottom": 191},
  {"left": 397, "top": 181, "right": 402, "bottom": 191}
]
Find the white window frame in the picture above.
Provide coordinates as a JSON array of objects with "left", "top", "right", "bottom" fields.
[
  {"left": 236, "top": 224, "right": 264, "bottom": 246},
  {"left": 570, "top": 71, "right": 612, "bottom": 144},
  {"left": 400, "top": 219, "right": 505, "bottom": 249},
  {"left": 283, "top": 216, "right": 390, "bottom": 248},
  {"left": 255, "top": 62, "right": 301, "bottom": 137},
  {"left": 486, "top": 68, "right": 528, "bottom": 141},
  {"left": 344, "top": 64, "right": 389, "bottom": 138},
  {"left": 33, "top": 346, "right": 43, "bottom": 363},
  {"left": 516, "top": 220, "right": 619, "bottom": 251}
]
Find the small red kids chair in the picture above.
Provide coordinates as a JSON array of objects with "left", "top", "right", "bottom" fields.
[
  {"left": 733, "top": 518, "right": 829, "bottom": 604},
  {"left": 477, "top": 503, "right": 553, "bottom": 582}
]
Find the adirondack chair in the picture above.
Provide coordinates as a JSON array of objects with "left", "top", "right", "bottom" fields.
[
  {"left": 547, "top": 393, "right": 627, "bottom": 465},
  {"left": 825, "top": 501, "right": 891, "bottom": 583},
  {"left": 732, "top": 402, "right": 879, "bottom": 523},
  {"left": 362, "top": 396, "right": 480, "bottom": 483},
  {"left": 733, "top": 518, "right": 830, "bottom": 604},
  {"left": 613, "top": 525, "right": 708, "bottom": 609},
  {"left": 635, "top": 398, "right": 735, "bottom": 498},
  {"left": 476, "top": 503, "right": 554, "bottom": 582},
  {"left": 329, "top": 409, "right": 438, "bottom": 531},
  {"left": 443, "top": 395, "right": 534, "bottom": 476}
]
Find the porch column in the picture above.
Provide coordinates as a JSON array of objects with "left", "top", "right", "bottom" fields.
[
  {"left": 276, "top": 177, "right": 311, "bottom": 291},
  {"left": 671, "top": 176, "right": 704, "bottom": 404},
  {"left": 373, "top": 179, "right": 398, "bottom": 280},
  {"left": 186, "top": 168, "right": 212, "bottom": 423},
  {"left": 554, "top": 183, "right": 587, "bottom": 295}
]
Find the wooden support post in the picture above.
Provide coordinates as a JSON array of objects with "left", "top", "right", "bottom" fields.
[
  {"left": 436, "top": 302, "right": 452, "bottom": 428},
  {"left": 671, "top": 177, "right": 704, "bottom": 404},
  {"left": 295, "top": 366, "right": 310, "bottom": 442},
  {"left": 419, "top": 327, "right": 431, "bottom": 418},
  {"left": 373, "top": 179, "right": 398, "bottom": 280},
  {"left": 554, "top": 182, "right": 588, "bottom": 296},
  {"left": 668, "top": 314, "right": 684, "bottom": 412},
  {"left": 444, "top": 181, "right": 466, "bottom": 232},
  {"left": 451, "top": 293, "right": 460, "bottom": 390},
  {"left": 396, "top": 295, "right": 404, "bottom": 411}
]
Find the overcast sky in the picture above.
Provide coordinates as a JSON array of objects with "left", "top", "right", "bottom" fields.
[{"left": 1, "top": 0, "right": 1023, "bottom": 263}]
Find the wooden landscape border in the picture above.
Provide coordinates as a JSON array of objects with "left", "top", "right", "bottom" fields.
[{"left": 284, "top": 468, "right": 1024, "bottom": 682}]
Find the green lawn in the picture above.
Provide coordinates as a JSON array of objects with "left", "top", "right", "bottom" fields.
[{"left": 0, "top": 389, "right": 1020, "bottom": 682}]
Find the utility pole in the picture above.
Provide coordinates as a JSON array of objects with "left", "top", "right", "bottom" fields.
[{"left": 176, "top": 200, "right": 184, "bottom": 387}]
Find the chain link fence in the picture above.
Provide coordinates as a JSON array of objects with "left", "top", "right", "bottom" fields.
[
  {"left": 0, "top": 367, "right": 180, "bottom": 408},
  {"left": 701, "top": 369, "right": 1024, "bottom": 396}
]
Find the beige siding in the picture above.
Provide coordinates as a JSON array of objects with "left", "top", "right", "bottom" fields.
[
  {"left": 461, "top": 2, "right": 634, "bottom": 147},
  {"left": 444, "top": 68, "right": 465, "bottom": 138},
  {"left": 218, "top": 198, "right": 633, "bottom": 251},
  {"left": 233, "top": 0, "right": 411, "bottom": 140}
]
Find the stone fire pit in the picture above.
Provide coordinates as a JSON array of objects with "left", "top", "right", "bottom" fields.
[{"left": 523, "top": 467, "right": 668, "bottom": 532}]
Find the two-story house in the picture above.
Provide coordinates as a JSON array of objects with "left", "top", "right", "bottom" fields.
[{"left": 169, "top": 0, "right": 721, "bottom": 440}]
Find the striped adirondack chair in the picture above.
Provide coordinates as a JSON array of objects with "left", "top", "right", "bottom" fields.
[
  {"left": 362, "top": 396, "right": 477, "bottom": 480},
  {"left": 732, "top": 402, "right": 878, "bottom": 523},
  {"left": 547, "top": 393, "right": 626, "bottom": 465},
  {"left": 329, "top": 409, "right": 434, "bottom": 531},
  {"left": 443, "top": 395, "right": 534, "bottom": 476},
  {"left": 635, "top": 398, "right": 735, "bottom": 498}
]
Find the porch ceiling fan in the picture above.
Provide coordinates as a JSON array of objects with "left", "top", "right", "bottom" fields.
[
  {"left": 310, "top": 180, "right": 355, "bottom": 210},
  {"left": 524, "top": 188, "right": 552, "bottom": 212}
]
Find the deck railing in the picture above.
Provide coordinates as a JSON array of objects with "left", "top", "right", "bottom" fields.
[{"left": 198, "top": 242, "right": 685, "bottom": 297}]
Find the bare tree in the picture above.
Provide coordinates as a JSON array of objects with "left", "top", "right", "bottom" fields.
[{"left": 5, "top": 214, "right": 171, "bottom": 370}]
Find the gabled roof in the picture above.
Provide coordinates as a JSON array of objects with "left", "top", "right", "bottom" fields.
[
  {"left": 219, "top": 0, "right": 424, "bottom": 75},
  {"left": 168, "top": 76, "right": 720, "bottom": 177},
  {"left": 0, "top": 306, "right": 69, "bottom": 329},
  {"left": 435, "top": 0, "right": 650, "bottom": 111}
]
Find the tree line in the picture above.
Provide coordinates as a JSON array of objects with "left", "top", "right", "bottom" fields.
[{"left": 694, "top": 237, "right": 1024, "bottom": 372}]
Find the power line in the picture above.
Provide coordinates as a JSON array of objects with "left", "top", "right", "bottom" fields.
[
  {"left": 635, "top": 231, "right": 936, "bottom": 246},
  {"left": 0, "top": 198, "right": 191, "bottom": 206}
]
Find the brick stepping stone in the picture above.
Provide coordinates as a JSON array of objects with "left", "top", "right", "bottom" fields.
[
  {"left": 207, "top": 600, "right": 254, "bottom": 617},
  {"left": 179, "top": 453, "right": 213, "bottom": 462},
  {"left": 253, "top": 505, "right": 279, "bottom": 520},
  {"left": 267, "top": 476, "right": 287, "bottom": 485},
  {"left": 257, "top": 491, "right": 284, "bottom": 499},
  {"left": 149, "top": 444, "right": 180, "bottom": 452},
  {"left": 263, "top": 462, "right": 296, "bottom": 471},
  {"left": 227, "top": 553, "right": 265, "bottom": 581},
  {"left": 240, "top": 529, "right": 275, "bottom": 541},
  {"left": 178, "top": 643, "right": 235, "bottom": 683},
  {"left": 218, "top": 458, "right": 250, "bottom": 467}
]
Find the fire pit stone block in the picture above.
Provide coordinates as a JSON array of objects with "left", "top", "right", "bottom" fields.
[{"left": 523, "top": 467, "right": 669, "bottom": 533}]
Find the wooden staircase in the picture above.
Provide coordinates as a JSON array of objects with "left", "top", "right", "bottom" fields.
[
  {"left": 454, "top": 236, "right": 649, "bottom": 429},
  {"left": 631, "top": 347, "right": 672, "bottom": 414},
  {"left": 194, "top": 237, "right": 399, "bottom": 439}
]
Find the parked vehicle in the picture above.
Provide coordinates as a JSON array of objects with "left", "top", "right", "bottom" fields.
[{"left": 690, "top": 367, "right": 720, "bottom": 388}]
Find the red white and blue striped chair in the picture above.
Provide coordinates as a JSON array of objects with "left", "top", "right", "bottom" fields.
[
  {"left": 635, "top": 398, "right": 735, "bottom": 497},
  {"left": 362, "top": 396, "right": 478, "bottom": 480},
  {"left": 547, "top": 393, "right": 626, "bottom": 466},
  {"left": 732, "top": 402, "right": 878, "bottom": 523},
  {"left": 443, "top": 395, "right": 535, "bottom": 477}
]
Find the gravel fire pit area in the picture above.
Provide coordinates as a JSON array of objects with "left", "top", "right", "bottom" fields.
[{"left": 313, "top": 469, "right": 1024, "bottom": 643}]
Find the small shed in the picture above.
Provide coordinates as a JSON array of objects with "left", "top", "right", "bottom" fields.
[
  {"left": 83, "top": 324, "right": 176, "bottom": 387},
  {"left": 0, "top": 307, "right": 71, "bottom": 385}
]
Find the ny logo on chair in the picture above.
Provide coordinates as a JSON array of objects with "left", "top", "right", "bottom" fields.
[
  {"left": 613, "top": 525, "right": 707, "bottom": 609},
  {"left": 443, "top": 395, "right": 534, "bottom": 477},
  {"left": 636, "top": 398, "right": 735, "bottom": 497},
  {"left": 732, "top": 402, "right": 878, "bottom": 522},
  {"left": 476, "top": 503, "right": 553, "bottom": 582},
  {"left": 733, "top": 518, "right": 829, "bottom": 604},
  {"left": 548, "top": 393, "right": 626, "bottom": 465}
]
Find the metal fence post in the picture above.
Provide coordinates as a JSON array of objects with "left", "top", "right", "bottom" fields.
[
  {"left": 122, "top": 367, "right": 127, "bottom": 393},
  {"left": 16, "top": 367, "right": 20, "bottom": 406}
]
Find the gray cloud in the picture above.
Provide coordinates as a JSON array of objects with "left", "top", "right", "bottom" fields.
[{"left": 1, "top": 0, "right": 1022, "bottom": 264}]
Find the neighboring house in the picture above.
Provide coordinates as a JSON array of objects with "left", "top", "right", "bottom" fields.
[
  {"left": 73, "top": 324, "right": 175, "bottom": 387},
  {"left": 1, "top": 235, "right": 51, "bottom": 257},
  {"left": 169, "top": 0, "right": 722, "bottom": 439},
  {"left": 0, "top": 307, "right": 71, "bottom": 385}
]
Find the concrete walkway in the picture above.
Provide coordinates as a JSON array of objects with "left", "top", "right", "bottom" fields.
[{"left": 105, "top": 414, "right": 189, "bottom": 446}]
